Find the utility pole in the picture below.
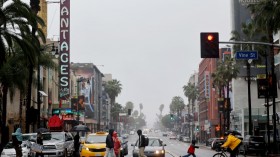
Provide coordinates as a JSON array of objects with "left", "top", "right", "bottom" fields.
[{"left": 247, "top": 60, "right": 253, "bottom": 135}]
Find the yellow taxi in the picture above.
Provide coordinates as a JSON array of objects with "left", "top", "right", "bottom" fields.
[{"left": 80, "top": 131, "right": 108, "bottom": 157}]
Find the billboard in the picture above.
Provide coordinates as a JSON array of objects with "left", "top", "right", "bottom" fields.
[
  {"left": 59, "top": 0, "right": 70, "bottom": 100},
  {"left": 71, "top": 63, "right": 95, "bottom": 118},
  {"left": 71, "top": 96, "right": 85, "bottom": 111},
  {"left": 52, "top": 108, "right": 84, "bottom": 121}
]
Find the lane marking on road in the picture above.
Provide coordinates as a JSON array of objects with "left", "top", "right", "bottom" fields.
[{"left": 166, "top": 150, "right": 179, "bottom": 157}]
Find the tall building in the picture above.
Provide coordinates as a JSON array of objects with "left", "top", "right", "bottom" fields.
[
  {"left": 198, "top": 58, "right": 218, "bottom": 142},
  {"left": 70, "top": 63, "right": 104, "bottom": 132}
]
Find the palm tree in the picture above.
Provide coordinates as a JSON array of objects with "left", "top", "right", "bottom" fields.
[
  {"left": 0, "top": 0, "right": 45, "bottom": 142},
  {"left": 132, "top": 110, "right": 139, "bottom": 117},
  {"left": 183, "top": 82, "right": 198, "bottom": 139},
  {"left": 104, "top": 79, "right": 122, "bottom": 106},
  {"left": 124, "top": 101, "right": 134, "bottom": 113},
  {"left": 212, "top": 57, "right": 239, "bottom": 131},
  {"left": 110, "top": 102, "right": 123, "bottom": 128},
  {"left": 159, "top": 104, "right": 164, "bottom": 116},
  {"left": 183, "top": 82, "right": 198, "bottom": 114},
  {"left": 169, "top": 96, "right": 185, "bottom": 120},
  {"left": 139, "top": 103, "right": 143, "bottom": 115},
  {"left": 248, "top": 0, "right": 280, "bottom": 149},
  {"left": 230, "top": 22, "right": 268, "bottom": 136}
]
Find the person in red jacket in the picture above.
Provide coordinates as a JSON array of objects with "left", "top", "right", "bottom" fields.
[
  {"left": 113, "top": 131, "right": 121, "bottom": 157},
  {"left": 181, "top": 140, "right": 199, "bottom": 157}
]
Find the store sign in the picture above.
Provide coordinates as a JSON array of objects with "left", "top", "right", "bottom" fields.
[
  {"left": 52, "top": 108, "right": 84, "bottom": 121},
  {"left": 204, "top": 71, "right": 210, "bottom": 98},
  {"left": 59, "top": 0, "right": 70, "bottom": 100}
]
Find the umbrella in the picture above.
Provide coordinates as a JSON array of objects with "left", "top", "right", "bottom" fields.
[
  {"left": 37, "top": 128, "right": 49, "bottom": 133},
  {"left": 71, "top": 124, "right": 90, "bottom": 132}
]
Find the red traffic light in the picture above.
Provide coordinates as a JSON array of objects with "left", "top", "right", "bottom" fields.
[
  {"left": 207, "top": 34, "right": 214, "bottom": 41},
  {"left": 200, "top": 32, "right": 219, "bottom": 58}
]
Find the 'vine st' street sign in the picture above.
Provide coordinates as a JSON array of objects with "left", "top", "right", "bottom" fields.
[{"left": 235, "top": 51, "right": 258, "bottom": 60}]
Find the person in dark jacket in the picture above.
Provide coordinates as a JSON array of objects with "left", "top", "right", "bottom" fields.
[
  {"left": 105, "top": 129, "right": 115, "bottom": 157},
  {"left": 137, "top": 129, "right": 146, "bottom": 157},
  {"left": 74, "top": 133, "right": 80, "bottom": 157},
  {"left": 12, "top": 128, "right": 23, "bottom": 157},
  {"left": 35, "top": 132, "right": 43, "bottom": 157}
]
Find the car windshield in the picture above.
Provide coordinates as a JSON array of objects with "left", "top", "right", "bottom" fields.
[
  {"left": 136, "top": 138, "right": 161, "bottom": 146},
  {"left": 4, "top": 142, "right": 28, "bottom": 149},
  {"left": 43, "top": 132, "right": 65, "bottom": 141},
  {"left": 86, "top": 135, "right": 106, "bottom": 143},
  {"left": 4, "top": 142, "right": 14, "bottom": 149}
]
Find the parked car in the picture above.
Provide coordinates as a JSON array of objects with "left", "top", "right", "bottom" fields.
[
  {"left": 131, "top": 137, "right": 166, "bottom": 157},
  {"left": 80, "top": 131, "right": 108, "bottom": 157},
  {"left": 42, "top": 131, "right": 74, "bottom": 156},
  {"left": 211, "top": 138, "right": 225, "bottom": 150},
  {"left": 162, "top": 132, "right": 168, "bottom": 137},
  {"left": 243, "top": 135, "right": 266, "bottom": 156},
  {"left": 118, "top": 136, "right": 128, "bottom": 157},
  {"left": 130, "top": 130, "right": 135, "bottom": 135},
  {"left": 206, "top": 138, "right": 219, "bottom": 146},
  {"left": 122, "top": 133, "right": 129, "bottom": 139},
  {"left": 182, "top": 136, "right": 191, "bottom": 143},
  {"left": 169, "top": 134, "right": 177, "bottom": 140},
  {"left": 1, "top": 141, "right": 32, "bottom": 157},
  {"left": 177, "top": 134, "right": 184, "bottom": 141}
]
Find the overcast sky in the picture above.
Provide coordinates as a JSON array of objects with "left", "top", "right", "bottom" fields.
[{"left": 23, "top": 0, "right": 231, "bottom": 127}]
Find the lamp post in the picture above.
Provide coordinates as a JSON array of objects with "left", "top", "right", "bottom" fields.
[{"left": 37, "top": 43, "right": 59, "bottom": 128}]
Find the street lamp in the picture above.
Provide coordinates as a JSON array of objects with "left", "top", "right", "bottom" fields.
[{"left": 37, "top": 43, "right": 59, "bottom": 128}]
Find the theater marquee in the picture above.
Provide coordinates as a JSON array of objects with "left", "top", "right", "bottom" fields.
[{"left": 59, "top": 0, "right": 70, "bottom": 100}]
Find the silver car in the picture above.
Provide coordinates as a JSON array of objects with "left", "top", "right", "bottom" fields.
[
  {"left": 131, "top": 137, "right": 166, "bottom": 157},
  {"left": 41, "top": 132, "right": 74, "bottom": 157}
]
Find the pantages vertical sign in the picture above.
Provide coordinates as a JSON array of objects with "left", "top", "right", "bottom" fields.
[
  {"left": 204, "top": 71, "right": 210, "bottom": 98},
  {"left": 59, "top": 0, "right": 70, "bottom": 100}
]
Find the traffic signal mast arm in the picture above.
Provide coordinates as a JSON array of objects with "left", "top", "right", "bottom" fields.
[{"left": 219, "top": 41, "right": 280, "bottom": 47}]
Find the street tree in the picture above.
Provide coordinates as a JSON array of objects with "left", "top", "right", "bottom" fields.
[
  {"left": 0, "top": 0, "right": 45, "bottom": 141},
  {"left": 248, "top": 1, "right": 280, "bottom": 149},
  {"left": 159, "top": 104, "right": 164, "bottom": 116},
  {"left": 139, "top": 103, "right": 143, "bottom": 115},
  {"left": 104, "top": 79, "right": 122, "bottom": 106},
  {"left": 161, "top": 114, "right": 174, "bottom": 129},
  {"left": 169, "top": 96, "right": 185, "bottom": 119},
  {"left": 183, "top": 82, "right": 198, "bottom": 138},
  {"left": 124, "top": 101, "right": 134, "bottom": 113},
  {"left": 212, "top": 57, "right": 239, "bottom": 131},
  {"left": 132, "top": 110, "right": 139, "bottom": 117}
]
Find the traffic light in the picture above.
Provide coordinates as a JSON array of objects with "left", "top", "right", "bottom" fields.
[
  {"left": 170, "top": 114, "right": 174, "bottom": 121},
  {"left": 257, "top": 74, "right": 267, "bottom": 99},
  {"left": 268, "top": 74, "right": 278, "bottom": 98},
  {"left": 196, "top": 126, "right": 199, "bottom": 131},
  {"left": 217, "top": 98, "right": 224, "bottom": 112},
  {"left": 200, "top": 32, "right": 219, "bottom": 58},
  {"left": 215, "top": 125, "right": 220, "bottom": 131},
  {"left": 128, "top": 109, "right": 132, "bottom": 116}
]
